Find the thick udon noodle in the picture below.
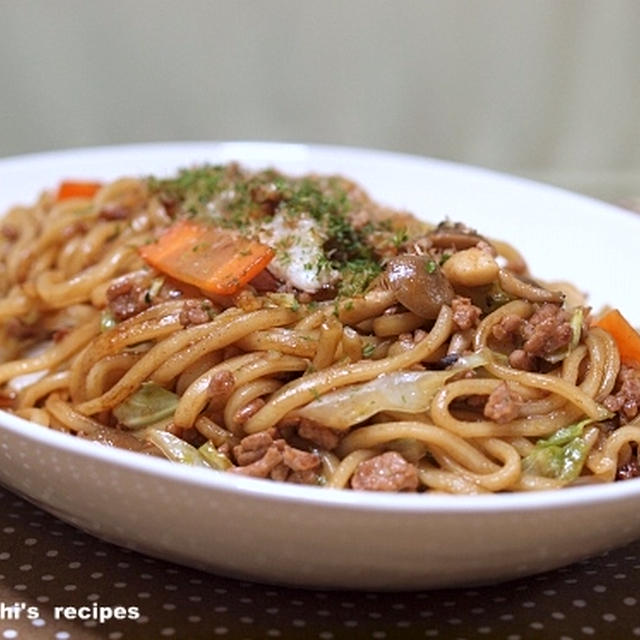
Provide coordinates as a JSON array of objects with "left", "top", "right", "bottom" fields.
[{"left": 1, "top": 165, "right": 638, "bottom": 494}]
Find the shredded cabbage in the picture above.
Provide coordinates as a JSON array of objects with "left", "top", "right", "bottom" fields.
[
  {"left": 522, "top": 418, "right": 594, "bottom": 482},
  {"left": 145, "top": 429, "right": 231, "bottom": 470},
  {"left": 294, "top": 352, "right": 488, "bottom": 430},
  {"left": 113, "top": 382, "right": 179, "bottom": 429}
]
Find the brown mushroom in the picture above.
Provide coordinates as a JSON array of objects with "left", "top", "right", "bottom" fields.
[
  {"left": 428, "top": 221, "right": 488, "bottom": 251},
  {"left": 383, "top": 254, "right": 454, "bottom": 319}
]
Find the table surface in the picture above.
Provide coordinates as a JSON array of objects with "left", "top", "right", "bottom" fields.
[
  {"left": 2, "top": 196, "right": 640, "bottom": 640},
  {"left": 0, "top": 482, "right": 639, "bottom": 640}
]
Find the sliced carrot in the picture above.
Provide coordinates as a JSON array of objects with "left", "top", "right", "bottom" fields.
[
  {"left": 594, "top": 308, "right": 640, "bottom": 368},
  {"left": 57, "top": 180, "right": 102, "bottom": 201},
  {"left": 139, "top": 219, "right": 274, "bottom": 296}
]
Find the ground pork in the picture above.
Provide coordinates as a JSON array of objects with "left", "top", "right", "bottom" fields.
[
  {"left": 106, "top": 280, "right": 149, "bottom": 321},
  {"left": 521, "top": 303, "right": 572, "bottom": 357},
  {"left": 230, "top": 430, "right": 321, "bottom": 483},
  {"left": 483, "top": 382, "right": 521, "bottom": 423},
  {"left": 604, "top": 365, "right": 640, "bottom": 422},
  {"left": 350, "top": 451, "right": 419, "bottom": 492},
  {"left": 451, "top": 296, "right": 482, "bottom": 331}
]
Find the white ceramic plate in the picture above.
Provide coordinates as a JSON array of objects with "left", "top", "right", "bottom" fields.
[{"left": 1, "top": 142, "right": 639, "bottom": 590}]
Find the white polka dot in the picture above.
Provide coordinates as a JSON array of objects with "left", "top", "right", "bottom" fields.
[
  {"left": 18, "top": 564, "right": 31, "bottom": 572},
  {"left": 572, "top": 599, "right": 587, "bottom": 608},
  {"left": 581, "top": 627, "right": 595, "bottom": 635},
  {"left": 31, "top": 620, "right": 45, "bottom": 628},
  {"left": 624, "top": 597, "right": 638, "bottom": 606},
  {"left": 603, "top": 613, "right": 617, "bottom": 622},
  {"left": 160, "top": 629, "right": 175, "bottom": 637},
  {"left": 189, "top": 615, "right": 202, "bottom": 623},
  {"left": 593, "top": 585, "right": 607, "bottom": 593},
  {"left": 0, "top": 552, "right": 10, "bottom": 560},
  {"left": 213, "top": 629, "right": 228, "bottom": 636},
  {"left": 55, "top": 633, "right": 70, "bottom": 640},
  {"left": 2, "top": 631, "right": 18, "bottom": 639}
]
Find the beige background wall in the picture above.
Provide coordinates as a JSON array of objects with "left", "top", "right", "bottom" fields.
[{"left": 1, "top": 0, "right": 639, "bottom": 198}]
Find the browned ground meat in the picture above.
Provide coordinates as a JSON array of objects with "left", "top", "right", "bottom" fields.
[
  {"left": 350, "top": 451, "right": 419, "bottom": 492},
  {"left": 106, "top": 280, "right": 149, "bottom": 321},
  {"left": 604, "top": 365, "right": 640, "bottom": 422},
  {"left": 232, "top": 444, "right": 283, "bottom": 478},
  {"left": 491, "top": 304, "right": 572, "bottom": 369},
  {"left": 451, "top": 296, "right": 482, "bottom": 331},
  {"left": 508, "top": 349, "right": 537, "bottom": 371},
  {"left": 484, "top": 382, "right": 521, "bottom": 423},
  {"left": 206, "top": 370, "right": 235, "bottom": 411},
  {"left": 521, "top": 303, "right": 572, "bottom": 357},
  {"left": 230, "top": 430, "right": 321, "bottom": 483},
  {"left": 179, "top": 299, "right": 211, "bottom": 326},
  {"left": 491, "top": 314, "right": 523, "bottom": 343},
  {"left": 297, "top": 419, "right": 341, "bottom": 450}
]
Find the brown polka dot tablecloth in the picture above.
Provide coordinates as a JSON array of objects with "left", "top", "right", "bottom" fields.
[{"left": 0, "top": 485, "right": 639, "bottom": 640}]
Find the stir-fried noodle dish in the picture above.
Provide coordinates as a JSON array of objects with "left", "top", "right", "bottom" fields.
[{"left": 1, "top": 164, "right": 640, "bottom": 493}]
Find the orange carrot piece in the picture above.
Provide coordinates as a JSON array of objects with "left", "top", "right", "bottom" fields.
[
  {"left": 57, "top": 180, "right": 102, "bottom": 201},
  {"left": 594, "top": 309, "right": 640, "bottom": 368},
  {"left": 139, "top": 219, "right": 274, "bottom": 296}
]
